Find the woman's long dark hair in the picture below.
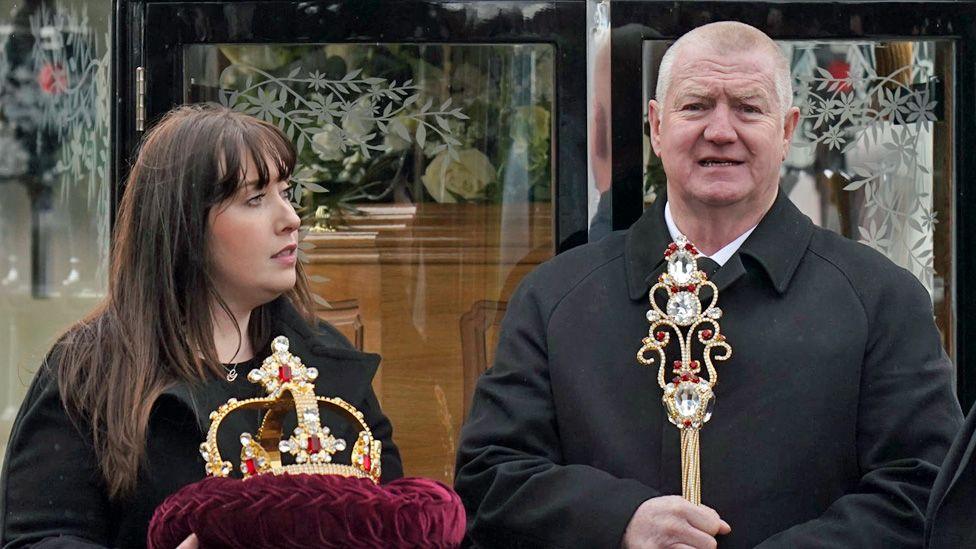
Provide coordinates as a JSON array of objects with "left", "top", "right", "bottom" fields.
[{"left": 54, "top": 104, "right": 315, "bottom": 498}]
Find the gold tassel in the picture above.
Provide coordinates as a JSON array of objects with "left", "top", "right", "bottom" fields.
[{"left": 680, "top": 428, "right": 701, "bottom": 504}]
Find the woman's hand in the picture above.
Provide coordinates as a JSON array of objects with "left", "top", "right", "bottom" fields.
[{"left": 175, "top": 534, "right": 199, "bottom": 549}]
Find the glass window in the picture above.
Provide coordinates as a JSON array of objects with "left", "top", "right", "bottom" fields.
[
  {"left": 0, "top": 0, "right": 113, "bottom": 466},
  {"left": 587, "top": 0, "right": 612, "bottom": 241},
  {"left": 641, "top": 39, "right": 955, "bottom": 357},
  {"left": 185, "top": 42, "right": 555, "bottom": 482}
]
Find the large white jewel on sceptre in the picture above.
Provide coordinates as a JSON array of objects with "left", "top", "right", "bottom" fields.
[{"left": 637, "top": 234, "right": 732, "bottom": 505}]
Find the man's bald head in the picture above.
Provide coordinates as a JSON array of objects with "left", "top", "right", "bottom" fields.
[{"left": 656, "top": 22, "right": 793, "bottom": 117}]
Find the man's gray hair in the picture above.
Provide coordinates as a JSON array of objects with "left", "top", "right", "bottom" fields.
[{"left": 655, "top": 22, "right": 794, "bottom": 117}]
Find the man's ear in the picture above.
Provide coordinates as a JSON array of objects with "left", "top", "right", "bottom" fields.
[
  {"left": 649, "top": 99, "right": 663, "bottom": 157},
  {"left": 782, "top": 105, "right": 801, "bottom": 158}
]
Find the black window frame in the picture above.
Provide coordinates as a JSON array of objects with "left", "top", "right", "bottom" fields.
[{"left": 115, "top": 0, "right": 588, "bottom": 253}]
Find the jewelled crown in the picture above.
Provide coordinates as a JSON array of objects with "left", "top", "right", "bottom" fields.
[{"left": 198, "top": 336, "right": 381, "bottom": 483}]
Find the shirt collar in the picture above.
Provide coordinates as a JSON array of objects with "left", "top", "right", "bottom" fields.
[
  {"left": 663, "top": 201, "right": 757, "bottom": 267},
  {"left": 625, "top": 189, "right": 814, "bottom": 300}
]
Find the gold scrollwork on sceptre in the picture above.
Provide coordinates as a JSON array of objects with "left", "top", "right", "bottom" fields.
[{"left": 636, "top": 235, "right": 732, "bottom": 505}]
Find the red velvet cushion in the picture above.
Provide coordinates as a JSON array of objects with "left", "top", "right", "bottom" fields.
[{"left": 148, "top": 475, "right": 465, "bottom": 548}]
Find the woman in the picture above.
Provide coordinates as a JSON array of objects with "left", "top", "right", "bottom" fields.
[{"left": 0, "top": 104, "right": 402, "bottom": 548}]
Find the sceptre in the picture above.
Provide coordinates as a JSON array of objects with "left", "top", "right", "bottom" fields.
[{"left": 637, "top": 235, "right": 732, "bottom": 504}]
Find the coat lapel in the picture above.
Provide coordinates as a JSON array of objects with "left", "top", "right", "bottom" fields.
[
  {"left": 626, "top": 197, "right": 672, "bottom": 301},
  {"left": 270, "top": 297, "right": 380, "bottom": 405}
]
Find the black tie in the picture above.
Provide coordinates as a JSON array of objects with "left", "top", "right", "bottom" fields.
[{"left": 697, "top": 256, "right": 720, "bottom": 277}]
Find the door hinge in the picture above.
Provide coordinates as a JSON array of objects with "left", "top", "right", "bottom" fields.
[{"left": 135, "top": 66, "right": 145, "bottom": 132}]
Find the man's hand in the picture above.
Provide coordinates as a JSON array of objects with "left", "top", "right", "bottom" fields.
[{"left": 621, "top": 496, "right": 731, "bottom": 549}]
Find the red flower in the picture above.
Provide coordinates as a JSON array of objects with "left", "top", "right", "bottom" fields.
[
  {"left": 826, "top": 60, "right": 852, "bottom": 93},
  {"left": 37, "top": 63, "right": 68, "bottom": 95}
]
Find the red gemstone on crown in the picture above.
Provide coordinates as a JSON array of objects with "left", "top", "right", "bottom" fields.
[
  {"left": 307, "top": 436, "right": 321, "bottom": 453},
  {"left": 701, "top": 329, "right": 713, "bottom": 340},
  {"left": 674, "top": 360, "right": 682, "bottom": 369},
  {"left": 684, "top": 419, "right": 692, "bottom": 427},
  {"left": 691, "top": 360, "right": 700, "bottom": 370},
  {"left": 681, "top": 374, "right": 690, "bottom": 381},
  {"left": 686, "top": 284, "right": 697, "bottom": 292},
  {"left": 278, "top": 365, "right": 293, "bottom": 382},
  {"left": 244, "top": 458, "right": 257, "bottom": 475},
  {"left": 670, "top": 286, "right": 679, "bottom": 294},
  {"left": 363, "top": 455, "right": 372, "bottom": 471},
  {"left": 655, "top": 331, "right": 667, "bottom": 342}
]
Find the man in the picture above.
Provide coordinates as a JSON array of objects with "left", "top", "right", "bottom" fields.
[
  {"left": 926, "top": 401, "right": 976, "bottom": 548},
  {"left": 455, "top": 21, "right": 962, "bottom": 548}
]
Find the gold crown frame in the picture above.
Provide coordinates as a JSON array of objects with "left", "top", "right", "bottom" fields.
[
  {"left": 198, "top": 336, "right": 382, "bottom": 483},
  {"left": 637, "top": 235, "right": 732, "bottom": 504}
]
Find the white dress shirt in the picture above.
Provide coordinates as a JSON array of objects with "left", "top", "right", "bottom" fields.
[{"left": 664, "top": 201, "right": 757, "bottom": 266}]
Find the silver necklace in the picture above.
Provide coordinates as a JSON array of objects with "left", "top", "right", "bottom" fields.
[{"left": 223, "top": 366, "right": 238, "bottom": 382}]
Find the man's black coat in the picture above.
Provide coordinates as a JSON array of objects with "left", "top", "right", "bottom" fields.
[
  {"left": 926, "top": 399, "right": 976, "bottom": 548},
  {"left": 0, "top": 297, "right": 402, "bottom": 548},
  {"left": 455, "top": 192, "right": 962, "bottom": 548}
]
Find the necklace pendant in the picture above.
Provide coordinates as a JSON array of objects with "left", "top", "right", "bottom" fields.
[{"left": 226, "top": 369, "right": 238, "bottom": 382}]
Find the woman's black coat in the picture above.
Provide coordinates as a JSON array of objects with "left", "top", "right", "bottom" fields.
[{"left": 0, "top": 298, "right": 402, "bottom": 548}]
